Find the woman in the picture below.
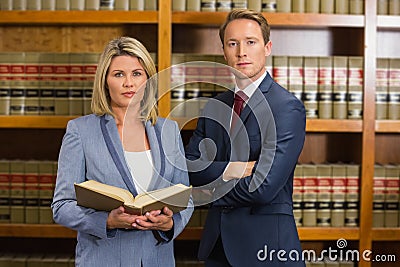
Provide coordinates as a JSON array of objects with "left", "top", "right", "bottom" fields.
[{"left": 52, "top": 36, "right": 193, "bottom": 267}]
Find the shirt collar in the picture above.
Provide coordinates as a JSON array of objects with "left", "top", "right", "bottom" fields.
[{"left": 234, "top": 69, "right": 267, "bottom": 100}]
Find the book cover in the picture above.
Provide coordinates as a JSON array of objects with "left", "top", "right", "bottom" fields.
[
  {"left": 0, "top": 160, "right": 10, "bottom": 223},
  {"left": 305, "top": 0, "right": 319, "bottom": 13},
  {"left": 373, "top": 164, "right": 385, "bottom": 227},
  {"left": 347, "top": 56, "right": 363, "bottom": 119},
  {"left": 39, "top": 53, "right": 55, "bottom": 115},
  {"left": 318, "top": 56, "right": 333, "bottom": 119},
  {"left": 376, "top": 58, "right": 389, "bottom": 119},
  {"left": 331, "top": 164, "right": 346, "bottom": 227},
  {"left": 316, "top": 164, "right": 332, "bottom": 227},
  {"left": 320, "top": 0, "right": 334, "bottom": 13},
  {"left": 24, "top": 161, "right": 40, "bottom": 224},
  {"left": 288, "top": 56, "right": 303, "bottom": 101},
  {"left": 384, "top": 164, "right": 399, "bottom": 227},
  {"left": 302, "top": 164, "right": 317, "bottom": 227},
  {"left": 303, "top": 56, "right": 319, "bottom": 118},
  {"left": 74, "top": 180, "right": 192, "bottom": 215},
  {"left": 388, "top": 58, "right": 400, "bottom": 120},
  {"left": 332, "top": 56, "right": 348, "bottom": 119},
  {"left": 39, "top": 161, "right": 56, "bottom": 224},
  {"left": 0, "top": 52, "right": 10, "bottom": 115},
  {"left": 10, "top": 161, "right": 25, "bottom": 223},
  {"left": 345, "top": 164, "right": 359, "bottom": 227}
]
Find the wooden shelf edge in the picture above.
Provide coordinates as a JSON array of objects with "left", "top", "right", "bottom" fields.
[
  {"left": 298, "top": 227, "right": 359, "bottom": 240},
  {"left": 0, "top": 115, "right": 77, "bottom": 129},
  {"left": 172, "top": 12, "right": 364, "bottom": 27},
  {"left": 371, "top": 228, "right": 400, "bottom": 241},
  {"left": 377, "top": 15, "right": 400, "bottom": 29},
  {"left": 306, "top": 119, "right": 362, "bottom": 132},
  {"left": 375, "top": 120, "right": 400, "bottom": 133},
  {"left": 0, "top": 10, "right": 158, "bottom": 24},
  {"left": 0, "top": 224, "right": 76, "bottom": 238}
]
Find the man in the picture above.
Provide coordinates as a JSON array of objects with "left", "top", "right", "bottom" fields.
[{"left": 185, "top": 9, "right": 306, "bottom": 266}]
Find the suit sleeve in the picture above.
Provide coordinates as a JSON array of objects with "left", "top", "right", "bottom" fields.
[
  {"left": 213, "top": 98, "right": 306, "bottom": 207},
  {"left": 51, "top": 120, "right": 112, "bottom": 239}
]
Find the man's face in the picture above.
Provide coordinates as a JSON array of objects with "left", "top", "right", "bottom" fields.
[{"left": 223, "top": 19, "right": 272, "bottom": 82}]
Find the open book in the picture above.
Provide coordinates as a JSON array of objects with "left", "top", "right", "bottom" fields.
[{"left": 74, "top": 180, "right": 192, "bottom": 215}]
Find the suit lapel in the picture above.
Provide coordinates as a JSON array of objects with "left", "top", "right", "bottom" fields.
[{"left": 145, "top": 120, "right": 165, "bottom": 191}]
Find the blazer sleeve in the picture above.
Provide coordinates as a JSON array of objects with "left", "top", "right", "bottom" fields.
[
  {"left": 51, "top": 120, "right": 112, "bottom": 240},
  {"left": 213, "top": 98, "right": 306, "bottom": 207}
]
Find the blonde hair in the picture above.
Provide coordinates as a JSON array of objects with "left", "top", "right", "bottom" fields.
[
  {"left": 91, "top": 36, "right": 158, "bottom": 124},
  {"left": 219, "top": 9, "right": 270, "bottom": 46}
]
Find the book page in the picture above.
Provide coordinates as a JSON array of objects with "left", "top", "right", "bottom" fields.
[{"left": 133, "top": 184, "right": 188, "bottom": 207}]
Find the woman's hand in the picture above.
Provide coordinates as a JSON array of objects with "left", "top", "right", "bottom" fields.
[
  {"left": 133, "top": 207, "right": 174, "bottom": 232},
  {"left": 106, "top": 206, "right": 148, "bottom": 230}
]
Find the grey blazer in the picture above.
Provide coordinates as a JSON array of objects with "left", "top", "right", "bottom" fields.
[{"left": 52, "top": 114, "right": 193, "bottom": 267}]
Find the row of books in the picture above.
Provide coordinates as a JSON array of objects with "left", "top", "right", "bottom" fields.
[
  {"left": 306, "top": 261, "right": 355, "bottom": 267},
  {"left": 0, "top": 0, "right": 158, "bottom": 11},
  {"left": 293, "top": 163, "right": 399, "bottom": 228},
  {"left": 0, "top": 160, "right": 57, "bottom": 224},
  {"left": 173, "top": 0, "right": 367, "bottom": 15},
  {"left": 0, "top": 253, "right": 75, "bottom": 267}
]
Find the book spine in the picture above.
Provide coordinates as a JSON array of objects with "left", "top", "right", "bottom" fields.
[
  {"left": 41, "top": 0, "right": 56, "bottom": 10},
  {"left": 184, "top": 83, "right": 200, "bottom": 117},
  {"left": 172, "top": 0, "right": 185, "bottom": 11},
  {"left": 293, "top": 165, "right": 303, "bottom": 226},
  {"left": 349, "top": 0, "right": 363, "bottom": 14},
  {"left": 100, "top": 0, "right": 115, "bottom": 10},
  {"left": 331, "top": 164, "right": 346, "bottom": 227},
  {"left": 272, "top": 56, "right": 288, "bottom": 89},
  {"left": 388, "top": 58, "right": 400, "bottom": 119},
  {"left": 262, "top": 0, "right": 276, "bottom": 12},
  {"left": 114, "top": 0, "right": 129, "bottom": 9},
  {"left": 39, "top": 53, "right": 55, "bottom": 115},
  {"left": 265, "top": 55, "right": 273, "bottom": 78},
  {"left": 187, "top": 0, "right": 201, "bottom": 10},
  {"left": 345, "top": 164, "right": 359, "bottom": 227},
  {"left": 376, "top": 58, "right": 389, "bottom": 119},
  {"left": 69, "top": 53, "right": 85, "bottom": 116},
  {"left": 144, "top": 0, "right": 157, "bottom": 10},
  {"left": 383, "top": 165, "right": 399, "bottom": 227},
  {"left": 276, "top": 0, "right": 291, "bottom": 13},
  {"left": 83, "top": 53, "right": 99, "bottom": 115},
  {"left": 248, "top": 0, "right": 261, "bottom": 11},
  {"left": 232, "top": 0, "right": 247, "bottom": 9},
  {"left": 292, "top": 0, "right": 305, "bottom": 13},
  {"left": 333, "top": 56, "right": 348, "bottom": 119},
  {"left": 54, "top": 54, "right": 70, "bottom": 115},
  {"left": 0, "top": 0, "right": 13, "bottom": 10},
  {"left": 27, "top": 0, "right": 41, "bottom": 10},
  {"left": 373, "top": 165, "right": 386, "bottom": 227},
  {"left": 318, "top": 56, "right": 333, "bottom": 119},
  {"left": 24, "top": 161, "right": 40, "bottom": 224},
  {"left": 216, "top": 0, "right": 232, "bottom": 12},
  {"left": 0, "top": 52, "right": 10, "bottom": 115},
  {"left": 70, "top": 0, "right": 85, "bottom": 10},
  {"left": 347, "top": 56, "right": 363, "bottom": 119},
  {"left": 335, "top": 0, "right": 349, "bottom": 14},
  {"left": 39, "top": 161, "right": 55, "bottom": 224},
  {"left": 320, "top": 0, "right": 334, "bottom": 13},
  {"left": 317, "top": 164, "right": 332, "bottom": 227},
  {"left": 305, "top": 0, "right": 319, "bottom": 13},
  {"left": 288, "top": 56, "right": 304, "bottom": 101},
  {"left": 389, "top": 0, "right": 400, "bottom": 15},
  {"left": 24, "top": 52, "right": 41, "bottom": 115},
  {"left": 302, "top": 164, "right": 317, "bottom": 227},
  {"left": 378, "top": 0, "right": 388, "bottom": 15},
  {"left": 9, "top": 53, "right": 26, "bottom": 115},
  {"left": 13, "top": 0, "right": 27, "bottom": 10},
  {"left": 0, "top": 160, "right": 10, "bottom": 223},
  {"left": 303, "top": 57, "right": 319, "bottom": 118},
  {"left": 55, "top": 0, "right": 70, "bottom": 10},
  {"left": 201, "top": 0, "right": 216, "bottom": 11},
  {"left": 10, "top": 161, "right": 25, "bottom": 223},
  {"left": 86, "top": 0, "right": 100, "bottom": 10}
]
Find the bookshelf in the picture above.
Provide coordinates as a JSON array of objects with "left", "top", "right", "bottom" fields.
[{"left": 0, "top": 1, "right": 399, "bottom": 266}]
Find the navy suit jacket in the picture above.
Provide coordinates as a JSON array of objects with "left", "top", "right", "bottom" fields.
[{"left": 186, "top": 73, "right": 306, "bottom": 266}]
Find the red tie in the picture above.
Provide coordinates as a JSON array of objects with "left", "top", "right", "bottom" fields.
[{"left": 231, "top": 90, "right": 248, "bottom": 131}]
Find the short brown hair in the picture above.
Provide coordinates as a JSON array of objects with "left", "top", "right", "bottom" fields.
[{"left": 219, "top": 9, "right": 270, "bottom": 46}]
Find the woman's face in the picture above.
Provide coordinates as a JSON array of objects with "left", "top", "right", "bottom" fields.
[{"left": 107, "top": 55, "right": 147, "bottom": 111}]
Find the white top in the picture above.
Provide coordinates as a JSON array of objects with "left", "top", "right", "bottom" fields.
[{"left": 124, "top": 150, "right": 154, "bottom": 195}]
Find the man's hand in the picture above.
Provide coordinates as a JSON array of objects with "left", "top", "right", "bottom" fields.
[
  {"left": 133, "top": 207, "right": 174, "bottom": 232},
  {"left": 222, "top": 161, "right": 256, "bottom": 181}
]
